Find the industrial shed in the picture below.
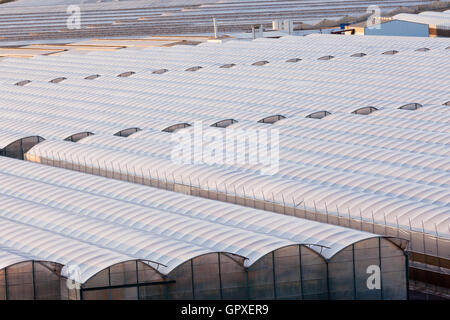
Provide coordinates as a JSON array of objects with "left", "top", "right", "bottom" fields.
[
  {"left": 0, "top": 34, "right": 448, "bottom": 298},
  {"left": 0, "top": 158, "right": 408, "bottom": 300}
]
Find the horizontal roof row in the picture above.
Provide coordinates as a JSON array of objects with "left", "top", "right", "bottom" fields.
[
  {"left": 0, "top": 156, "right": 391, "bottom": 283},
  {"left": 24, "top": 138, "right": 450, "bottom": 241},
  {"left": 0, "top": 44, "right": 448, "bottom": 115},
  {"left": 75, "top": 133, "right": 449, "bottom": 205}
]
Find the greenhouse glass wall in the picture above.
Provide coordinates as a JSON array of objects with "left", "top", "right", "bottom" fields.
[{"left": 0, "top": 241, "right": 407, "bottom": 300}]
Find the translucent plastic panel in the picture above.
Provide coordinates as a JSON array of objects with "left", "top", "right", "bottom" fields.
[
  {"left": 139, "top": 284, "right": 165, "bottom": 300},
  {"left": 34, "top": 262, "right": 61, "bottom": 300},
  {"left": 354, "top": 238, "right": 382, "bottom": 300},
  {"left": 258, "top": 115, "right": 286, "bottom": 124},
  {"left": 60, "top": 278, "right": 80, "bottom": 300},
  {"left": 274, "top": 246, "right": 301, "bottom": 300},
  {"left": 110, "top": 287, "right": 138, "bottom": 300},
  {"left": 110, "top": 261, "right": 138, "bottom": 287},
  {"left": 219, "top": 253, "right": 247, "bottom": 300},
  {"left": 300, "top": 247, "right": 328, "bottom": 300},
  {"left": 328, "top": 246, "right": 355, "bottom": 299},
  {"left": 138, "top": 261, "right": 164, "bottom": 283},
  {"left": 380, "top": 238, "right": 407, "bottom": 300},
  {"left": 166, "top": 261, "right": 193, "bottom": 300},
  {"left": 83, "top": 289, "right": 110, "bottom": 300},
  {"left": 83, "top": 269, "right": 109, "bottom": 289},
  {"left": 192, "top": 254, "right": 221, "bottom": 300},
  {"left": 6, "top": 262, "right": 34, "bottom": 300},
  {"left": 114, "top": 128, "right": 141, "bottom": 137},
  {"left": 247, "top": 253, "right": 275, "bottom": 300},
  {"left": 64, "top": 132, "right": 93, "bottom": 142},
  {"left": 138, "top": 261, "right": 165, "bottom": 300},
  {"left": 163, "top": 123, "right": 191, "bottom": 133}
]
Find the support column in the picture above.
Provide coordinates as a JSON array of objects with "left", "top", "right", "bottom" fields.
[{"left": 218, "top": 253, "right": 223, "bottom": 300}]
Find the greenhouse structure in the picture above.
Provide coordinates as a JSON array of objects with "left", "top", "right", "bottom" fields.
[
  {"left": 0, "top": 34, "right": 448, "bottom": 299},
  {"left": 0, "top": 158, "right": 408, "bottom": 300}
]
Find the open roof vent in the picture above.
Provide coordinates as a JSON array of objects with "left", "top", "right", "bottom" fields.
[
  {"left": 252, "top": 60, "right": 269, "bottom": 66},
  {"left": 152, "top": 69, "right": 168, "bottom": 74},
  {"left": 318, "top": 55, "right": 334, "bottom": 60},
  {"left": 49, "top": 77, "right": 67, "bottom": 83},
  {"left": 352, "top": 106, "right": 377, "bottom": 115},
  {"left": 220, "top": 64, "right": 236, "bottom": 69},
  {"left": 399, "top": 103, "right": 423, "bottom": 110},
  {"left": 117, "top": 71, "right": 135, "bottom": 78},
  {"left": 382, "top": 50, "right": 398, "bottom": 55},
  {"left": 84, "top": 74, "right": 100, "bottom": 80},
  {"left": 15, "top": 80, "right": 31, "bottom": 86},
  {"left": 351, "top": 53, "right": 366, "bottom": 57},
  {"left": 186, "top": 66, "right": 202, "bottom": 72}
]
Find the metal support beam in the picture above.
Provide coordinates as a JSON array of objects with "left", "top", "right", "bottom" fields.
[
  {"left": 378, "top": 237, "right": 384, "bottom": 300},
  {"left": 190, "top": 260, "right": 195, "bottom": 300},
  {"left": 79, "top": 279, "right": 176, "bottom": 293},
  {"left": 272, "top": 252, "right": 277, "bottom": 299},
  {"left": 352, "top": 244, "right": 357, "bottom": 300},
  {"left": 218, "top": 253, "right": 223, "bottom": 300},
  {"left": 326, "top": 262, "right": 330, "bottom": 300},
  {"left": 298, "top": 246, "right": 304, "bottom": 300},
  {"left": 32, "top": 261, "right": 36, "bottom": 300},
  {"left": 4, "top": 268, "right": 8, "bottom": 300}
]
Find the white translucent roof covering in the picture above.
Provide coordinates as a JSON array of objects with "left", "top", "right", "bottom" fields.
[
  {"left": 75, "top": 135, "right": 449, "bottom": 206},
  {"left": 0, "top": 157, "right": 397, "bottom": 279},
  {"left": 25, "top": 140, "right": 450, "bottom": 239},
  {"left": 0, "top": 34, "right": 448, "bottom": 276}
]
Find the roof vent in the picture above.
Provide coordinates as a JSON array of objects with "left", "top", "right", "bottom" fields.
[
  {"left": 152, "top": 69, "right": 168, "bottom": 74},
  {"left": 318, "top": 55, "right": 334, "bottom": 60},
  {"left": 186, "top": 66, "right": 202, "bottom": 72},
  {"left": 351, "top": 53, "right": 366, "bottom": 57},
  {"left": 220, "top": 64, "right": 236, "bottom": 69},
  {"left": 258, "top": 115, "right": 286, "bottom": 124},
  {"left": 117, "top": 71, "right": 135, "bottom": 78},
  {"left": 49, "top": 77, "right": 67, "bottom": 83},
  {"left": 352, "top": 106, "right": 377, "bottom": 115},
  {"left": 162, "top": 123, "right": 191, "bottom": 133},
  {"left": 382, "top": 50, "right": 398, "bottom": 55},
  {"left": 286, "top": 58, "right": 302, "bottom": 63},
  {"left": 211, "top": 119, "right": 237, "bottom": 128},
  {"left": 114, "top": 128, "right": 142, "bottom": 137},
  {"left": 306, "top": 111, "right": 331, "bottom": 119},
  {"left": 252, "top": 60, "right": 269, "bottom": 66},
  {"left": 64, "top": 132, "right": 93, "bottom": 142},
  {"left": 15, "top": 80, "right": 31, "bottom": 86},
  {"left": 399, "top": 103, "right": 422, "bottom": 110},
  {"left": 84, "top": 74, "right": 100, "bottom": 80}
]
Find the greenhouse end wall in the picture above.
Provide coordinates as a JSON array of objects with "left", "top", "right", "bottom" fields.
[{"left": 0, "top": 241, "right": 407, "bottom": 300}]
